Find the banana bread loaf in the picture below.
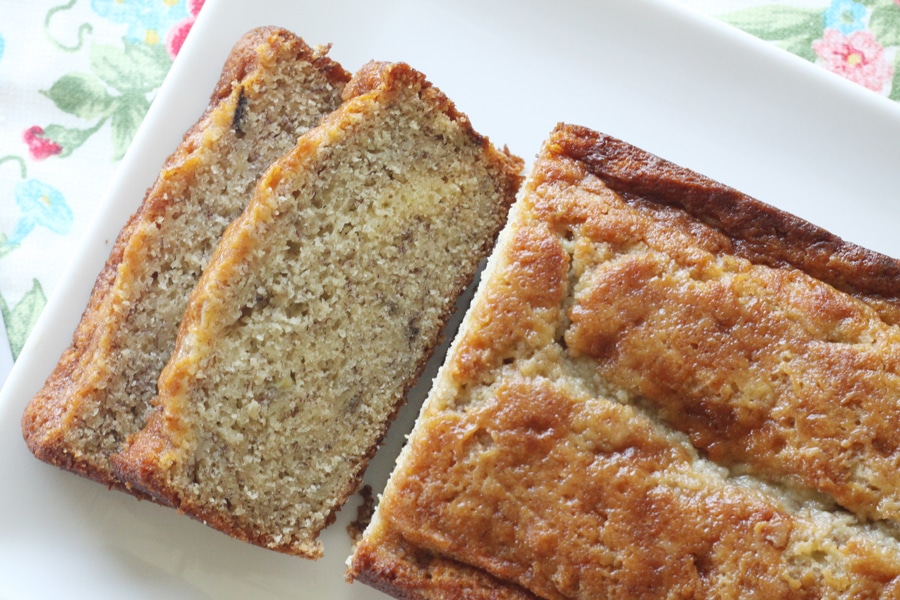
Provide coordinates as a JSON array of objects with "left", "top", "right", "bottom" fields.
[
  {"left": 349, "top": 124, "right": 900, "bottom": 598},
  {"left": 111, "top": 61, "right": 523, "bottom": 557},
  {"left": 21, "top": 27, "right": 350, "bottom": 491}
]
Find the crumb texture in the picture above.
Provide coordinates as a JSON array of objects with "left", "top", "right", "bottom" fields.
[
  {"left": 350, "top": 124, "right": 900, "bottom": 598},
  {"left": 113, "top": 61, "right": 523, "bottom": 557},
  {"left": 21, "top": 28, "right": 349, "bottom": 487}
]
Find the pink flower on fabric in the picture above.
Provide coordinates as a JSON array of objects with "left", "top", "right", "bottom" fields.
[
  {"left": 813, "top": 29, "right": 895, "bottom": 94},
  {"left": 166, "top": 0, "right": 205, "bottom": 58},
  {"left": 22, "top": 126, "right": 62, "bottom": 160}
]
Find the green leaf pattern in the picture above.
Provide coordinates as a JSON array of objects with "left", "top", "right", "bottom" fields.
[
  {"left": 721, "top": 0, "right": 900, "bottom": 99},
  {"left": 110, "top": 93, "right": 152, "bottom": 160},
  {"left": 1, "top": 0, "right": 199, "bottom": 370},
  {"left": 41, "top": 72, "right": 113, "bottom": 120},
  {"left": 39, "top": 38, "right": 173, "bottom": 160},
  {"left": 870, "top": 3, "right": 900, "bottom": 46},
  {"left": 0, "top": 281, "right": 46, "bottom": 361}
]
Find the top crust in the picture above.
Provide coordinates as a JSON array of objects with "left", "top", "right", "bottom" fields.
[
  {"left": 559, "top": 125, "right": 900, "bottom": 319},
  {"left": 349, "top": 123, "right": 900, "bottom": 599}
]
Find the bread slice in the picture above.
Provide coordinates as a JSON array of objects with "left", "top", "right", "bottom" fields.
[
  {"left": 111, "top": 61, "right": 524, "bottom": 558},
  {"left": 21, "top": 28, "right": 350, "bottom": 491},
  {"left": 348, "top": 124, "right": 900, "bottom": 598}
]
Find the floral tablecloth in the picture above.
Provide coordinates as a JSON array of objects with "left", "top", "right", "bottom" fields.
[{"left": 0, "top": 0, "right": 898, "bottom": 388}]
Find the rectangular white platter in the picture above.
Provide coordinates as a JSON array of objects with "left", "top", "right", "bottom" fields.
[{"left": 2, "top": 0, "right": 900, "bottom": 598}]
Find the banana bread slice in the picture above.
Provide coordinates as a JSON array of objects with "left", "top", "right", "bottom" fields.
[
  {"left": 111, "top": 61, "right": 524, "bottom": 558},
  {"left": 348, "top": 124, "right": 900, "bottom": 598},
  {"left": 21, "top": 27, "right": 350, "bottom": 491}
]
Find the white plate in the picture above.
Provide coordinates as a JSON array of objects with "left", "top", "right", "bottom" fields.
[{"left": 3, "top": 0, "right": 900, "bottom": 598}]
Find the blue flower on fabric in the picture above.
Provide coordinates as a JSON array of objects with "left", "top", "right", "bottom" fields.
[
  {"left": 0, "top": 33, "right": 5, "bottom": 63},
  {"left": 7, "top": 180, "right": 74, "bottom": 246},
  {"left": 824, "top": 0, "right": 868, "bottom": 35},
  {"left": 91, "top": 0, "right": 189, "bottom": 47}
]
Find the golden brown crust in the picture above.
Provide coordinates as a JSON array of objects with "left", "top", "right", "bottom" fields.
[
  {"left": 352, "top": 531, "right": 539, "bottom": 600},
  {"left": 557, "top": 125, "right": 900, "bottom": 323},
  {"left": 21, "top": 27, "right": 350, "bottom": 493},
  {"left": 20, "top": 220, "right": 128, "bottom": 482},
  {"left": 350, "top": 124, "right": 900, "bottom": 598},
  {"left": 548, "top": 127, "right": 900, "bottom": 524}
]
